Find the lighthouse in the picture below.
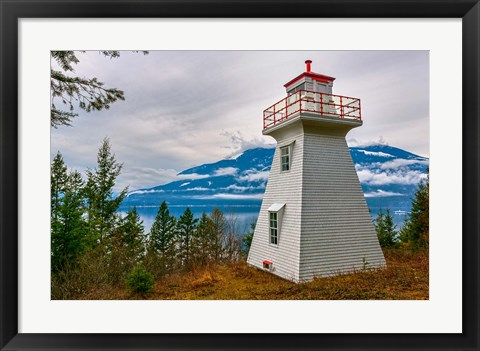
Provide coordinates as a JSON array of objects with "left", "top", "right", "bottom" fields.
[{"left": 247, "top": 60, "right": 386, "bottom": 282}]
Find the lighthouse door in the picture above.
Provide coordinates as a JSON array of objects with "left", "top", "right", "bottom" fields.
[{"left": 315, "top": 82, "right": 335, "bottom": 115}]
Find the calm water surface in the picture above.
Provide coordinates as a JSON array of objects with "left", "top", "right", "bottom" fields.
[
  {"left": 119, "top": 205, "right": 261, "bottom": 235},
  {"left": 119, "top": 202, "right": 405, "bottom": 236}
]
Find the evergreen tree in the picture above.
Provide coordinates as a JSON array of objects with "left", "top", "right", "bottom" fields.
[
  {"left": 83, "top": 138, "right": 128, "bottom": 245},
  {"left": 176, "top": 207, "right": 198, "bottom": 268},
  {"left": 51, "top": 152, "right": 68, "bottom": 226},
  {"left": 147, "top": 201, "right": 177, "bottom": 272},
  {"left": 51, "top": 51, "right": 147, "bottom": 128},
  {"left": 116, "top": 207, "right": 145, "bottom": 260},
  {"left": 106, "top": 208, "right": 144, "bottom": 284},
  {"left": 374, "top": 209, "right": 397, "bottom": 248},
  {"left": 51, "top": 153, "right": 87, "bottom": 273},
  {"left": 149, "top": 201, "right": 177, "bottom": 256},
  {"left": 120, "top": 207, "right": 144, "bottom": 247},
  {"left": 400, "top": 171, "right": 429, "bottom": 250},
  {"left": 192, "top": 212, "right": 215, "bottom": 266}
]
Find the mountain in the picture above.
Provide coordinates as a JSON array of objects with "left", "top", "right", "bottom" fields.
[
  {"left": 348, "top": 145, "right": 429, "bottom": 221},
  {"left": 121, "top": 144, "right": 429, "bottom": 224},
  {"left": 123, "top": 147, "right": 273, "bottom": 208}
]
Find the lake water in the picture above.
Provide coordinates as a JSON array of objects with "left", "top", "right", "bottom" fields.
[
  {"left": 119, "top": 205, "right": 261, "bottom": 235},
  {"left": 119, "top": 200, "right": 406, "bottom": 236}
]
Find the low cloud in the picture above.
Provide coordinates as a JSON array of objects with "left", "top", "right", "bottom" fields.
[
  {"left": 222, "top": 184, "right": 266, "bottom": 192},
  {"left": 195, "top": 193, "right": 264, "bottom": 200},
  {"left": 213, "top": 167, "right": 239, "bottom": 177},
  {"left": 126, "top": 189, "right": 164, "bottom": 197},
  {"left": 120, "top": 167, "right": 180, "bottom": 191},
  {"left": 347, "top": 136, "right": 389, "bottom": 148},
  {"left": 380, "top": 158, "right": 429, "bottom": 169},
  {"left": 184, "top": 187, "right": 210, "bottom": 191},
  {"left": 357, "top": 150, "right": 393, "bottom": 158},
  {"left": 176, "top": 173, "right": 210, "bottom": 180},
  {"left": 223, "top": 184, "right": 252, "bottom": 192},
  {"left": 364, "top": 190, "right": 405, "bottom": 198},
  {"left": 221, "top": 130, "right": 275, "bottom": 158},
  {"left": 237, "top": 170, "right": 270, "bottom": 182},
  {"left": 357, "top": 169, "right": 427, "bottom": 185}
]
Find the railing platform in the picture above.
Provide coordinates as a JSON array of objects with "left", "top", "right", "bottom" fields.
[{"left": 263, "top": 90, "right": 361, "bottom": 130}]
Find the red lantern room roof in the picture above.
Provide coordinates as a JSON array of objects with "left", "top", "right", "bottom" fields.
[{"left": 284, "top": 60, "right": 336, "bottom": 89}]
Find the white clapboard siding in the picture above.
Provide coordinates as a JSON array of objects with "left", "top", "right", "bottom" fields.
[
  {"left": 247, "top": 121, "right": 304, "bottom": 282},
  {"left": 299, "top": 132, "right": 386, "bottom": 280},
  {"left": 247, "top": 114, "right": 386, "bottom": 283}
]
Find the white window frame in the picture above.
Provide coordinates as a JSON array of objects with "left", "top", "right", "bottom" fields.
[
  {"left": 269, "top": 211, "right": 278, "bottom": 245},
  {"left": 268, "top": 203, "right": 285, "bottom": 246},
  {"left": 280, "top": 145, "right": 291, "bottom": 172}
]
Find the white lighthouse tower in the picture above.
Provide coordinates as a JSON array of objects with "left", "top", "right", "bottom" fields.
[{"left": 247, "top": 60, "right": 386, "bottom": 282}]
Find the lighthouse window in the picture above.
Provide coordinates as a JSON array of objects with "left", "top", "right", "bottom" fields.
[
  {"left": 287, "top": 83, "right": 305, "bottom": 95},
  {"left": 280, "top": 146, "right": 290, "bottom": 171},
  {"left": 269, "top": 212, "right": 278, "bottom": 245}
]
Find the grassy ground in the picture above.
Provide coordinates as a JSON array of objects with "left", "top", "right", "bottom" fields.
[{"left": 79, "top": 248, "right": 428, "bottom": 300}]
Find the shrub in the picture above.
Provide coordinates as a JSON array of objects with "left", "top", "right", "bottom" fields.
[{"left": 126, "top": 266, "right": 154, "bottom": 294}]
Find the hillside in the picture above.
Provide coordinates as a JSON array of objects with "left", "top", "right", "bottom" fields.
[{"left": 72, "top": 249, "right": 428, "bottom": 300}]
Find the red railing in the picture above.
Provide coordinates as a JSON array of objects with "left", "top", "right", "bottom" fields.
[{"left": 263, "top": 90, "right": 361, "bottom": 129}]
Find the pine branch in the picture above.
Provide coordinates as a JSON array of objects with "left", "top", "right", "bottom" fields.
[{"left": 50, "top": 50, "right": 146, "bottom": 128}]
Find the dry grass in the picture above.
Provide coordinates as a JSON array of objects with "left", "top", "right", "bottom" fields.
[{"left": 74, "top": 248, "right": 428, "bottom": 300}]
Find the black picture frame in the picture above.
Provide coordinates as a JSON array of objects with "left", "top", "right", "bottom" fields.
[{"left": 1, "top": 1, "right": 478, "bottom": 350}]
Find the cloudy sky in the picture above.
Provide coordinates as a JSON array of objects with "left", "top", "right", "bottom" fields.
[{"left": 51, "top": 51, "right": 429, "bottom": 191}]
